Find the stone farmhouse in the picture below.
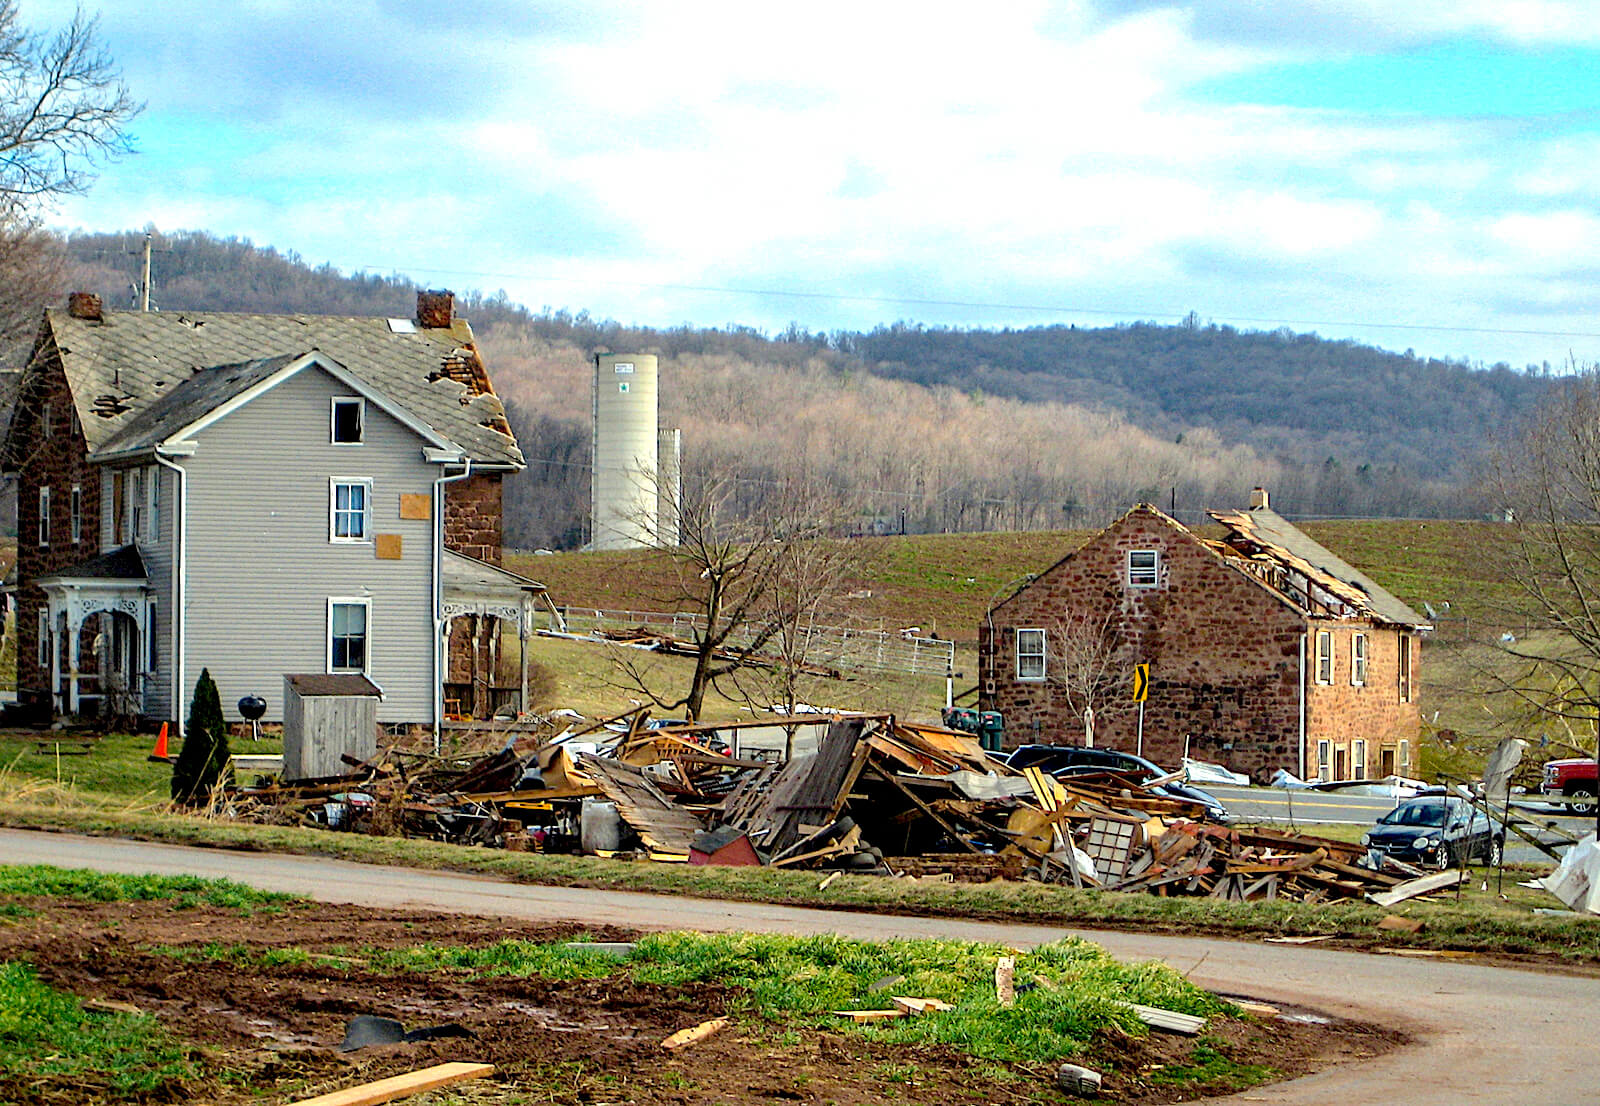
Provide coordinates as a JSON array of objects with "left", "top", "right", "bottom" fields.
[
  {"left": 1, "top": 291, "right": 552, "bottom": 734},
  {"left": 977, "top": 491, "right": 1429, "bottom": 783}
]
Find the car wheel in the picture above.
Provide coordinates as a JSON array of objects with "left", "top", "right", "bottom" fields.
[
  {"left": 1568, "top": 785, "right": 1598, "bottom": 816},
  {"left": 1486, "top": 836, "right": 1504, "bottom": 867},
  {"left": 1433, "top": 844, "right": 1458, "bottom": 871}
]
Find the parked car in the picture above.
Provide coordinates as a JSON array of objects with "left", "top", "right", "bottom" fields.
[
  {"left": 1002, "top": 744, "right": 1233, "bottom": 824},
  {"left": 1541, "top": 758, "right": 1598, "bottom": 815},
  {"left": 1361, "top": 795, "right": 1504, "bottom": 870}
]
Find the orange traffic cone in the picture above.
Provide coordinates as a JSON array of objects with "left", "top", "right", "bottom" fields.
[{"left": 148, "top": 722, "right": 170, "bottom": 763}]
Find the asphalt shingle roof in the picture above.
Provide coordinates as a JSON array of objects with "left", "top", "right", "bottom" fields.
[{"left": 45, "top": 308, "right": 522, "bottom": 467}]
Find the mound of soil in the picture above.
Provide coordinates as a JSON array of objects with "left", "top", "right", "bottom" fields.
[{"left": 0, "top": 898, "right": 1403, "bottom": 1104}]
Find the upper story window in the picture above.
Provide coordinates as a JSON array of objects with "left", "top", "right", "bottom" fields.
[
  {"left": 37, "top": 487, "right": 48, "bottom": 547},
  {"left": 1126, "top": 549, "right": 1160, "bottom": 588},
  {"left": 331, "top": 397, "right": 365, "bottom": 444},
  {"left": 39, "top": 401, "right": 51, "bottom": 440},
  {"left": 328, "top": 598, "right": 369, "bottom": 673},
  {"left": 1398, "top": 635, "right": 1413, "bottom": 703},
  {"left": 1314, "top": 630, "right": 1333, "bottom": 684},
  {"left": 1350, "top": 632, "right": 1368, "bottom": 686},
  {"left": 1016, "top": 628, "right": 1046, "bottom": 681},
  {"left": 330, "top": 479, "right": 371, "bottom": 542},
  {"left": 70, "top": 485, "right": 81, "bottom": 545},
  {"left": 129, "top": 469, "right": 144, "bottom": 541},
  {"left": 148, "top": 467, "right": 160, "bottom": 539}
]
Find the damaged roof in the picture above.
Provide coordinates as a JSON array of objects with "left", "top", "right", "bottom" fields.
[
  {"left": 38, "top": 307, "right": 522, "bottom": 467},
  {"left": 1209, "top": 506, "right": 1429, "bottom": 629}
]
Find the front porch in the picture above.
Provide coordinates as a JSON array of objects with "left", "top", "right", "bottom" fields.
[
  {"left": 442, "top": 551, "right": 561, "bottom": 720},
  {"left": 36, "top": 545, "right": 152, "bottom": 721}
]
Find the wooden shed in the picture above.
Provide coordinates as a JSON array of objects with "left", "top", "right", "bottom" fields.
[{"left": 282, "top": 673, "right": 382, "bottom": 782}]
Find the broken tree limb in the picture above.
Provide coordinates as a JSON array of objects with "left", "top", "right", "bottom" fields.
[
  {"left": 662, "top": 1017, "right": 729, "bottom": 1051},
  {"left": 287, "top": 1062, "right": 494, "bottom": 1106}
]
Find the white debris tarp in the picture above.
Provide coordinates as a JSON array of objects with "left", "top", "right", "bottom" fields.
[
  {"left": 1183, "top": 758, "right": 1250, "bottom": 787},
  {"left": 1539, "top": 832, "right": 1600, "bottom": 914}
]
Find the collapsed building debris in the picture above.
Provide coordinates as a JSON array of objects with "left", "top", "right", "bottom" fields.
[{"left": 222, "top": 710, "right": 1441, "bottom": 904}]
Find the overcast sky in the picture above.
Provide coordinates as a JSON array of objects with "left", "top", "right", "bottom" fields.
[{"left": 26, "top": 0, "right": 1600, "bottom": 368}]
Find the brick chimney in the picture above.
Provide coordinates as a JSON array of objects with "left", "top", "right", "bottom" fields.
[
  {"left": 67, "top": 292, "right": 103, "bottom": 321},
  {"left": 416, "top": 290, "right": 455, "bottom": 328},
  {"left": 1249, "top": 486, "right": 1269, "bottom": 510}
]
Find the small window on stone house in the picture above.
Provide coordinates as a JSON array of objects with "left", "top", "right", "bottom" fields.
[
  {"left": 1351, "top": 738, "right": 1367, "bottom": 780},
  {"left": 1350, "top": 632, "right": 1368, "bottom": 686},
  {"left": 1126, "top": 549, "right": 1160, "bottom": 588},
  {"left": 39, "top": 401, "right": 51, "bottom": 440},
  {"left": 37, "top": 487, "right": 48, "bottom": 548},
  {"left": 1317, "top": 738, "right": 1331, "bottom": 782},
  {"left": 1314, "top": 630, "right": 1333, "bottom": 684},
  {"left": 37, "top": 609, "right": 49, "bottom": 668},
  {"left": 1398, "top": 635, "right": 1413, "bottom": 703},
  {"left": 1016, "top": 628, "right": 1046, "bottom": 681},
  {"left": 70, "top": 485, "right": 80, "bottom": 544}
]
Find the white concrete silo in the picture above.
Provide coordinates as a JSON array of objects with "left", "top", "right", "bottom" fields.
[{"left": 591, "top": 353, "right": 661, "bottom": 549}]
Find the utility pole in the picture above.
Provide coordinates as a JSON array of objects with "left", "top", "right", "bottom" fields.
[{"left": 140, "top": 232, "right": 152, "bottom": 311}]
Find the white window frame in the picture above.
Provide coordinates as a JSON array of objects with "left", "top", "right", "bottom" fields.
[
  {"left": 147, "top": 466, "right": 160, "bottom": 539},
  {"left": 1350, "top": 632, "right": 1368, "bottom": 687},
  {"left": 329, "top": 478, "right": 373, "bottom": 543},
  {"left": 37, "top": 609, "right": 49, "bottom": 668},
  {"left": 1352, "top": 738, "right": 1367, "bottom": 780},
  {"left": 70, "top": 485, "right": 81, "bottom": 544},
  {"left": 37, "top": 487, "right": 48, "bottom": 548},
  {"left": 1015, "top": 628, "right": 1046, "bottom": 681},
  {"left": 1316, "top": 738, "right": 1331, "bottom": 782},
  {"left": 39, "top": 400, "right": 51, "bottom": 440},
  {"left": 1398, "top": 634, "right": 1412, "bottom": 703},
  {"left": 129, "top": 468, "right": 144, "bottom": 542},
  {"left": 1314, "top": 630, "right": 1332, "bottom": 684},
  {"left": 1398, "top": 738, "right": 1410, "bottom": 767},
  {"left": 327, "top": 597, "right": 371, "bottom": 674},
  {"left": 331, "top": 396, "right": 365, "bottom": 445},
  {"left": 1126, "top": 549, "right": 1160, "bottom": 588}
]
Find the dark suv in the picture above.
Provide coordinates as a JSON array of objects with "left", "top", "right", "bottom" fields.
[{"left": 1002, "top": 744, "right": 1232, "bottom": 824}]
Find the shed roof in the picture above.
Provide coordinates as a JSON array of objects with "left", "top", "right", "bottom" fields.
[
  {"left": 284, "top": 673, "right": 384, "bottom": 698},
  {"left": 35, "top": 307, "right": 521, "bottom": 467}
]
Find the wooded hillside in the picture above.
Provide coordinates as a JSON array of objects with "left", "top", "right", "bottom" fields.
[{"left": 48, "top": 229, "right": 1542, "bottom": 548}]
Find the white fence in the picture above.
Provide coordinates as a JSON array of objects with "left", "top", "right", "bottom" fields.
[{"left": 558, "top": 606, "right": 955, "bottom": 677}]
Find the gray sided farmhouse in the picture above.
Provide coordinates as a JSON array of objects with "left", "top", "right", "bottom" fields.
[
  {"left": 977, "top": 493, "right": 1429, "bottom": 783},
  {"left": 3, "top": 291, "right": 544, "bottom": 732}
]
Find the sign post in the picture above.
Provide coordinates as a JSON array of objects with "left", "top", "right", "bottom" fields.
[{"left": 1132, "top": 663, "right": 1150, "bottom": 757}]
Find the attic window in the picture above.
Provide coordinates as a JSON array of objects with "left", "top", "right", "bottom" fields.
[
  {"left": 1126, "top": 549, "right": 1160, "bottom": 588},
  {"left": 331, "top": 397, "right": 364, "bottom": 444},
  {"left": 386, "top": 318, "right": 416, "bottom": 334}
]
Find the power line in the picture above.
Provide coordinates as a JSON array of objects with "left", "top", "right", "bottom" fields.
[{"left": 350, "top": 261, "right": 1600, "bottom": 344}]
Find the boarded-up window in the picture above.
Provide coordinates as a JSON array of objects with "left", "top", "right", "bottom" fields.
[{"left": 1016, "top": 628, "right": 1046, "bottom": 681}]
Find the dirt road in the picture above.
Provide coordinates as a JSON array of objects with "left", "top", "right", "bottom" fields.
[{"left": 4, "top": 828, "right": 1592, "bottom": 1104}]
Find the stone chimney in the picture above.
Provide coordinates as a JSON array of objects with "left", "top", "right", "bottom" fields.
[
  {"left": 1250, "top": 486, "right": 1270, "bottom": 510},
  {"left": 67, "top": 292, "right": 103, "bottom": 321},
  {"left": 416, "top": 289, "right": 455, "bottom": 328}
]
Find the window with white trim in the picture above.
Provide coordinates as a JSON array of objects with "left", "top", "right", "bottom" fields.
[
  {"left": 129, "top": 469, "right": 144, "bottom": 541},
  {"left": 70, "top": 485, "right": 80, "bottom": 544},
  {"left": 1317, "top": 738, "right": 1331, "bottom": 782},
  {"left": 1015, "top": 628, "right": 1046, "bottom": 681},
  {"left": 1398, "top": 738, "right": 1410, "bottom": 767},
  {"left": 1126, "top": 549, "right": 1160, "bottom": 588},
  {"left": 1314, "top": 630, "right": 1332, "bottom": 684},
  {"left": 330, "top": 479, "right": 372, "bottom": 542},
  {"left": 331, "top": 397, "right": 364, "bottom": 444},
  {"left": 39, "top": 401, "right": 50, "bottom": 440},
  {"left": 328, "top": 599, "right": 370, "bottom": 673},
  {"left": 1398, "top": 635, "right": 1413, "bottom": 702},
  {"left": 1350, "top": 632, "right": 1368, "bottom": 687},
  {"left": 1352, "top": 738, "right": 1367, "bottom": 780},
  {"left": 148, "top": 467, "right": 160, "bottom": 539},
  {"left": 37, "top": 487, "right": 48, "bottom": 547}
]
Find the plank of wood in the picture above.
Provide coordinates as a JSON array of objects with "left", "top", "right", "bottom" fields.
[
  {"left": 1117, "top": 1001, "right": 1206, "bottom": 1035},
  {"left": 1367, "top": 869, "right": 1466, "bottom": 907},
  {"left": 832, "top": 1008, "right": 907, "bottom": 1022},
  {"left": 286, "top": 1062, "right": 494, "bottom": 1106},
  {"left": 662, "top": 1016, "right": 729, "bottom": 1050},
  {"left": 995, "top": 955, "right": 1016, "bottom": 1008},
  {"left": 892, "top": 996, "right": 955, "bottom": 1015}
]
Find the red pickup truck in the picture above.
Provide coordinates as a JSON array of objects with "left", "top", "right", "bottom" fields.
[{"left": 1542, "top": 758, "right": 1599, "bottom": 814}]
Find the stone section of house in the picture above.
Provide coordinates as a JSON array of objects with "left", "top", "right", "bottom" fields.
[
  {"left": 978, "top": 503, "right": 1424, "bottom": 783},
  {"left": 12, "top": 335, "right": 102, "bottom": 717},
  {"left": 445, "top": 471, "right": 504, "bottom": 565}
]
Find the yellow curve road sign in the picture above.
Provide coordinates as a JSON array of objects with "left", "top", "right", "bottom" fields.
[{"left": 1132, "top": 663, "right": 1150, "bottom": 702}]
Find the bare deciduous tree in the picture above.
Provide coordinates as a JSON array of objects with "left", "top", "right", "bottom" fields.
[
  {"left": 0, "top": 0, "right": 139, "bottom": 212},
  {"left": 1043, "top": 607, "right": 1128, "bottom": 745}
]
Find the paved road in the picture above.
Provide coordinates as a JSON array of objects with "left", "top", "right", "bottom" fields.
[{"left": 3, "top": 829, "right": 1593, "bottom": 1105}]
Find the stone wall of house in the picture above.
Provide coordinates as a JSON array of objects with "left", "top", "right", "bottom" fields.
[
  {"left": 444, "top": 471, "right": 503, "bottom": 565},
  {"left": 13, "top": 337, "right": 101, "bottom": 718},
  {"left": 1304, "top": 621, "right": 1422, "bottom": 778},
  {"left": 977, "top": 505, "right": 1309, "bottom": 783}
]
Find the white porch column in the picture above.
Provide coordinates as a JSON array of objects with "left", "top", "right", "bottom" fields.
[
  {"left": 47, "top": 606, "right": 60, "bottom": 714},
  {"left": 65, "top": 592, "right": 81, "bottom": 715},
  {"left": 520, "top": 593, "right": 532, "bottom": 719}
]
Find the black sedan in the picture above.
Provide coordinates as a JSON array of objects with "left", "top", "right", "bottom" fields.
[{"left": 1361, "top": 795, "right": 1504, "bottom": 870}]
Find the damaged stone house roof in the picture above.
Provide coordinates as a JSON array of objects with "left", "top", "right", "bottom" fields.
[
  {"left": 12, "top": 300, "right": 523, "bottom": 468},
  {"left": 1207, "top": 505, "right": 1429, "bottom": 630}
]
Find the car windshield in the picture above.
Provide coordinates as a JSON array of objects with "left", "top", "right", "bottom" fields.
[{"left": 1378, "top": 801, "right": 1448, "bottom": 828}]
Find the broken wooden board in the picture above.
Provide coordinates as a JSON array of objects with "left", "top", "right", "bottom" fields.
[
  {"left": 891, "top": 996, "right": 955, "bottom": 1015},
  {"left": 1117, "top": 1001, "right": 1205, "bottom": 1035},
  {"left": 578, "top": 756, "right": 707, "bottom": 855},
  {"left": 1368, "top": 868, "right": 1466, "bottom": 907},
  {"left": 833, "top": 1008, "right": 907, "bottom": 1022},
  {"left": 662, "top": 1017, "right": 729, "bottom": 1050},
  {"left": 287, "top": 1062, "right": 494, "bottom": 1106}
]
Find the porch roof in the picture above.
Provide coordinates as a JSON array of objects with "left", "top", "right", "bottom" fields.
[{"left": 35, "top": 544, "right": 147, "bottom": 586}]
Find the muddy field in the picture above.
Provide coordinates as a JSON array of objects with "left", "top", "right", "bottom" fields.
[{"left": 0, "top": 898, "right": 1404, "bottom": 1105}]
